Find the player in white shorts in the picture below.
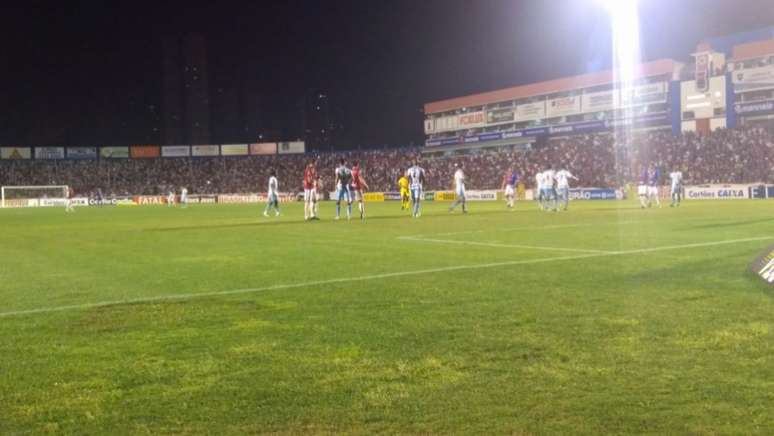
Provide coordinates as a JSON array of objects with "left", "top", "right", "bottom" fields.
[
  {"left": 555, "top": 167, "right": 578, "bottom": 211},
  {"left": 167, "top": 190, "right": 176, "bottom": 207},
  {"left": 669, "top": 169, "right": 683, "bottom": 207},
  {"left": 502, "top": 169, "right": 518, "bottom": 209},
  {"left": 303, "top": 161, "right": 318, "bottom": 220},
  {"left": 541, "top": 166, "right": 557, "bottom": 211},
  {"left": 448, "top": 163, "right": 467, "bottom": 213},
  {"left": 647, "top": 165, "right": 661, "bottom": 208},
  {"left": 407, "top": 160, "right": 426, "bottom": 218},
  {"left": 263, "top": 170, "right": 280, "bottom": 217},
  {"left": 334, "top": 159, "right": 353, "bottom": 220},
  {"left": 180, "top": 187, "right": 188, "bottom": 208},
  {"left": 637, "top": 166, "right": 649, "bottom": 208}
]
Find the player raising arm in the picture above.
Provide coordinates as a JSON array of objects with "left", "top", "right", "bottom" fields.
[
  {"left": 555, "top": 167, "right": 579, "bottom": 211},
  {"left": 351, "top": 161, "right": 369, "bottom": 220},
  {"left": 502, "top": 168, "right": 518, "bottom": 210}
]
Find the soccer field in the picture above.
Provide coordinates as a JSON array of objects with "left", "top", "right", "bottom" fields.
[{"left": 1, "top": 199, "right": 773, "bottom": 434}]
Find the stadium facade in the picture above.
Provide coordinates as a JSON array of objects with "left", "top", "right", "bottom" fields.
[{"left": 423, "top": 28, "right": 774, "bottom": 150}]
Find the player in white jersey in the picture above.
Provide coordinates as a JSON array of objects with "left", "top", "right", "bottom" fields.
[
  {"left": 167, "top": 190, "right": 176, "bottom": 207},
  {"left": 555, "top": 168, "right": 578, "bottom": 211},
  {"left": 669, "top": 169, "right": 683, "bottom": 207},
  {"left": 263, "top": 170, "right": 280, "bottom": 217},
  {"left": 541, "top": 166, "right": 557, "bottom": 211},
  {"left": 65, "top": 186, "right": 75, "bottom": 213},
  {"left": 180, "top": 187, "right": 188, "bottom": 208},
  {"left": 334, "top": 159, "right": 353, "bottom": 220},
  {"left": 407, "top": 160, "right": 426, "bottom": 218},
  {"left": 535, "top": 171, "right": 544, "bottom": 210},
  {"left": 448, "top": 163, "right": 467, "bottom": 214}
]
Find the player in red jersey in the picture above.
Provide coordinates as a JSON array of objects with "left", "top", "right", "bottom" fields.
[
  {"left": 303, "top": 161, "right": 319, "bottom": 220},
  {"left": 351, "top": 161, "right": 369, "bottom": 220}
]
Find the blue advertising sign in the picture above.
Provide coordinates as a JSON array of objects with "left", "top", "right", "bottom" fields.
[
  {"left": 66, "top": 147, "right": 98, "bottom": 159},
  {"left": 734, "top": 100, "right": 774, "bottom": 116},
  {"left": 569, "top": 188, "right": 620, "bottom": 200}
]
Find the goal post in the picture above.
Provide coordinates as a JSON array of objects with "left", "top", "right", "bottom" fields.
[{"left": 0, "top": 185, "right": 69, "bottom": 208}]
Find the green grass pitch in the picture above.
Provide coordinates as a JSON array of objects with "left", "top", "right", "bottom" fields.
[{"left": 1, "top": 199, "right": 773, "bottom": 434}]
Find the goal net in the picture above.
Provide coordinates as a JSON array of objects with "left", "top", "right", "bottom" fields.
[{"left": 1, "top": 185, "right": 69, "bottom": 208}]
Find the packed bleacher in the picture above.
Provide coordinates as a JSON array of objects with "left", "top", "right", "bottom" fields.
[{"left": 1, "top": 126, "right": 773, "bottom": 196}]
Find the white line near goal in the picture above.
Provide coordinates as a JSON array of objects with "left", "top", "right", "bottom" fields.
[{"left": 0, "top": 235, "right": 771, "bottom": 319}]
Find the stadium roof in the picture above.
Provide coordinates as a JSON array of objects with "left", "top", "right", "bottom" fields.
[
  {"left": 424, "top": 58, "right": 680, "bottom": 115},
  {"left": 731, "top": 39, "right": 774, "bottom": 61}
]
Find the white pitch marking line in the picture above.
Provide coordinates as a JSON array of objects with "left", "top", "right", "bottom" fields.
[
  {"left": 398, "top": 236, "right": 612, "bottom": 254},
  {"left": 0, "top": 236, "right": 771, "bottom": 319}
]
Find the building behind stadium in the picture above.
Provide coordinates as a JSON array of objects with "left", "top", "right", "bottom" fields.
[{"left": 422, "top": 27, "right": 774, "bottom": 155}]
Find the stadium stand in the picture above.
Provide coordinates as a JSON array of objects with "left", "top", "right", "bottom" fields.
[{"left": 1, "top": 126, "right": 773, "bottom": 196}]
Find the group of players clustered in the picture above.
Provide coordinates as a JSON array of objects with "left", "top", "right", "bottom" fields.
[{"left": 126, "top": 159, "right": 684, "bottom": 219}]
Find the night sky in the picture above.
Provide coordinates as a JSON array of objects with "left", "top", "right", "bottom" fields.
[{"left": 1, "top": 0, "right": 773, "bottom": 149}]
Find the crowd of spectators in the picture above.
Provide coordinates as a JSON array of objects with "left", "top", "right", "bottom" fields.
[{"left": 1, "top": 126, "right": 773, "bottom": 196}]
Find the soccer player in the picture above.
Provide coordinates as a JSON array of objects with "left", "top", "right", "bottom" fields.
[
  {"left": 351, "top": 161, "right": 369, "bottom": 220},
  {"left": 303, "top": 161, "right": 318, "bottom": 221},
  {"left": 448, "top": 163, "right": 467, "bottom": 213},
  {"left": 263, "top": 170, "right": 280, "bottom": 217},
  {"left": 638, "top": 166, "right": 649, "bottom": 208},
  {"left": 334, "top": 159, "right": 353, "bottom": 220},
  {"left": 647, "top": 164, "right": 661, "bottom": 208},
  {"left": 180, "top": 187, "right": 188, "bottom": 208},
  {"left": 555, "top": 167, "right": 579, "bottom": 211},
  {"left": 669, "top": 169, "right": 683, "bottom": 207},
  {"left": 502, "top": 168, "right": 518, "bottom": 210},
  {"left": 407, "top": 160, "right": 426, "bottom": 218},
  {"left": 314, "top": 175, "right": 323, "bottom": 218},
  {"left": 65, "top": 186, "right": 75, "bottom": 213},
  {"left": 542, "top": 165, "right": 557, "bottom": 211},
  {"left": 535, "top": 170, "right": 544, "bottom": 210},
  {"left": 167, "top": 190, "right": 176, "bottom": 207},
  {"left": 398, "top": 170, "right": 410, "bottom": 211}
]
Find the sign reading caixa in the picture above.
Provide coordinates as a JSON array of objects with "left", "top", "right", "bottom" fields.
[
  {"left": 751, "top": 244, "right": 774, "bottom": 285},
  {"left": 685, "top": 184, "right": 750, "bottom": 200}
]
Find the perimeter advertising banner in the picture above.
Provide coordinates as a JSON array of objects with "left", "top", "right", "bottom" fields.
[
  {"left": 568, "top": 188, "right": 622, "bottom": 200},
  {"left": 732, "top": 65, "right": 774, "bottom": 93},
  {"left": 751, "top": 244, "right": 774, "bottom": 285},
  {"left": 363, "top": 192, "right": 385, "bottom": 202},
  {"left": 249, "top": 142, "right": 277, "bottom": 155},
  {"left": 220, "top": 144, "right": 249, "bottom": 156},
  {"left": 515, "top": 102, "right": 546, "bottom": 121},
  {"left": 456, "top": 111, "right": 486, "bottom": 129},
  {"left": 66, "top": 147, "right": 97, "bottom": 159},
  {"left": 130, "top": 146, "right": 160, "bottom": 158},
  {"left": 277, "top": 141, "right": 305, "bottom": 154},
  {"left": 191, "top": 145, "right": 220, "bottom": 157},
  {"left": 100, "top": 146, "right": 129, "bottom": 159},
  {"left": 685, "top": 184, "right": 751, "bottom": 200},
  {"left": 0, "top": 147, "right": 32, "bottom": 159},
  {"left": 161, "top": 145, "right": 191, "bottom": 157},
  {"left": 582, "top": 90, "right": 618, "bottom": 112},
  {"left": 486, "top": 108, "right": 515, "bottom": 124},
  {"left": 546, "top": 96, "right": 581, "bottom": 117},
  {"left": 34, "top": 147, "right": 65, "bottom": 159}
]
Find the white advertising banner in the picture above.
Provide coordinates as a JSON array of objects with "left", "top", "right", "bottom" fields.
[
  {"left": 515, "top": 102, "right": 546, "bottom": 121},
  {"left": 161, "top": 145, "right": 191, "bottom": 157},
  {"left": 621, "top": 82, "right": 667, "bottom": 106},
  {"left": 191, "top": 145, "right": 220, "bottom": 157},
  {"left": 546, "top": 97, "right": 581, "bottom": 117},
  {"left": 456, "top": 111, "right": 486, "bottom": 129},
  {"left": 582, "top": 90, "right": 618, "bottom": 112},
  {"left": 732, "top": 65, "right": 774, "bottom": 93},
  {"left": 685, "top": 184, "right": 751, "bottom": 200},
  {"left": 34, "top": 147, "right": 65, "bottom": 159},
  {"left": 465, "top": 190, "right": 498, "bottom": 201},
  {"left": 434, "top": 116, "right": 458, "bottom": 132},
  {"left": 424, "top": 119, "right": 435, "bottom": 134},
  {"left": 277, "top": 141, "right": 305, "bottom": 154}
]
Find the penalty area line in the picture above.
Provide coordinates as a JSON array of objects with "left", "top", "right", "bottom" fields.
[{"left": 0, "top": 236, "right": 772, "bottom": 319}]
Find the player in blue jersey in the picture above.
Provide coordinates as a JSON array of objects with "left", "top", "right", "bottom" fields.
[
  {"left": 502, "top": 168, "right": 518, "bottom": 209},
  {"left": 647, "top": 165, "right": 661, "bottom": 208}
]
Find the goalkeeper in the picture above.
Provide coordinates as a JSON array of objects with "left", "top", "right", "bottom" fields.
[{"left": 398, "top": 170, "right": 410, "bottom": 211}]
